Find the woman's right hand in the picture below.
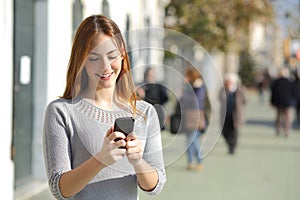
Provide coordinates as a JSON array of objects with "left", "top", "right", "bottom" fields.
[
  {"left": 59, "top": 126, "right": 126, "bottom": 198},
  {"left": 95, "top": 126, "right": 127, "bottom": 166}
]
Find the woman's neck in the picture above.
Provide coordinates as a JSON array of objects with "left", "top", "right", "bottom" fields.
[{"left": 80, "top": 87, "right": 115, "bottom": 110}]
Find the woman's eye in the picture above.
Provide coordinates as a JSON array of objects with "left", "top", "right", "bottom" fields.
[
  {"left": 88, "top": 58, "right": 99, "bottom": 62},
  {"left": 108, "top": 52, "right": 120, "bottom": 60},
  {"left": 108, "top": 56, "right": 118, "bottom": 60}
]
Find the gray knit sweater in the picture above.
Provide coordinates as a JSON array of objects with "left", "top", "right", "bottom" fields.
[{"left": 43, "top": 98, "right": 166, "bottom": 200}]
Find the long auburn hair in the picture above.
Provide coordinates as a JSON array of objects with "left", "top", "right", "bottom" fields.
[
  {"left": 62, "top": 15, "right": 138, "bottom": 115},
  {"left": 185, "top": 67, "right": 201, "bottom": 84}
]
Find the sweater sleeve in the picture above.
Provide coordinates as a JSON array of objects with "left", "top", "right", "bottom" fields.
[
  {"left": 43, "top": 101, "right": 72, "bottom": 200},
  {"left": 141, "top": 105, "right": 167, "bottom": 195}
]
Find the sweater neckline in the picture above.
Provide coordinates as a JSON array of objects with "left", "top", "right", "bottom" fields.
[
  {"left": 81, "top": 98, "right": 131, "bottom": 113},
  {"left": 72, "top": 98, "right": 133, "bottom": 123}
]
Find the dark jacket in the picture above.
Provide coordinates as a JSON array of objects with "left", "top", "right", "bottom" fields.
[
  {"left": 219, "top": 86, "right": 246, "bottom": 129},
  {"left": 293, "top": 79, "right": 300, "bottom": 101},
  {"left": 270, "top": 77, "right": 296, "bottom": 108},
  {"left": 142, "top": 83, "right": 168, "bottom": 105}
]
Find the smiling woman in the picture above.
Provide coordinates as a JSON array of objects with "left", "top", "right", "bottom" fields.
[
  {"left": 84, "top": 37, "right": 123, "bottom": 90},
  {"left": 43, "top": 14, "right": 166, "bottom": 200}
]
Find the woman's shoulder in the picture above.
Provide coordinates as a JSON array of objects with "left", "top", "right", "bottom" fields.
[
  {"left": 45, "top": 98, "right": 73, "bottom": 113},
  {"left": 47, "top": 98, "right": 72, "bottom": 106},
  {"left": 136, "top": 100, "right": 153, "bottom": 111}
]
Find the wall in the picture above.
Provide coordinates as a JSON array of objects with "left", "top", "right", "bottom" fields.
[{"left": 0, "top": 0, "right": 14, "bottom": 199}]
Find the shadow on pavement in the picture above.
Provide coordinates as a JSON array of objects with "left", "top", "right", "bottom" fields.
[{"left": 245, "top": 119, "right": 274, "bottom": 127}]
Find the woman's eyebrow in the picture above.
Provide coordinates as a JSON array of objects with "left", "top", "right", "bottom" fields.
[
  {"left": 89, "top": 49, "right": 118, "bottom": 56},
  {"left": 107, "top": 49, "right": 118, "bottom": 54}
]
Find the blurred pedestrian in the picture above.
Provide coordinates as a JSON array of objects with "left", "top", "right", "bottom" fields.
[
  {"left": 43, "top": 14, "right": 166, "bottom": 200},
  {"left": 255, "top": 69, "right": 271, "bottom": 104},
  {"left": 293, "top": 71, "right": 300, "bottom": 126},
  {"left": 270, "top": 67, "right": 296, "bottom": 136},
  {"left": 136, "top": 67, "right": 169, "bottom": 130},
  {"left": 219, "top": 73, "right": 246, "bottom": 155},
  {"left": 256, "top": 73, "right": 265, "bottom": 103},
  {"left": 179, "top": 67, "right": 207, "bottom": 171}
]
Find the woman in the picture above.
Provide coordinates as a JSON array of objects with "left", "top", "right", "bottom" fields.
[
  {"left": 43, "top": 15, "right": 166, "bottom": 200},
  {"left": 179, "top": 67, "right": 206, "bottom": 171},
  {"left": 219, "top": 73, "right": 246, "bottom": 154}
]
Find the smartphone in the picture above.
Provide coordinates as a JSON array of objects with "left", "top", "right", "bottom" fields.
[{"left": 114, "top": 117, "right": 135, "bottom": 142}]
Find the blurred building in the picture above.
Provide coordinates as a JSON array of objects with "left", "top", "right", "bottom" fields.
[
  {"left": 0, "top": 0, "right": 166, "bottom": 199},
  {"left": 270, "top": 0, "right": 300, "bottom": 74},
  {"left": 0, "top": 1, "right": 14, "bottom": 200}
]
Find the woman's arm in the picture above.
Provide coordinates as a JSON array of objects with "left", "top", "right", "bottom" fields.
[
  {"left": 126, "top": 134, "right": 159, "bottom": 191},
  {"left": 59, "top": 127, "right": 127, "bottom": 198},
  {"left": 126, "top": 104, "right": 166, "bottom": 194},
  {"left": 59, "top": 156, "right": 106, "bottom": 198},
  {"left": 43, "top": 102, "right": 127, "bottom": 199},
  {"left": 134, "top": 160, "right": 159, "bottom": 191}
]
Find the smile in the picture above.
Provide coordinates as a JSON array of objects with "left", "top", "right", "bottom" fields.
[{"left": 96, "top": 71, "right": 114, "bottom": 80}]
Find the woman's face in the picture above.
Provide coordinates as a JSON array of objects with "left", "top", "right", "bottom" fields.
[{"left": 85, "top": 34, "right": 122, "bottom": 90}]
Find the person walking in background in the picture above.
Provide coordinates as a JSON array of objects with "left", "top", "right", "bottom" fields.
[
  {"left": 293, "top": 71, "right": 300, "bottom": 126},
  {"left": 255, "top": 69, "right": 271, "bottom": 104},
  {"left": 179, "top": 67, "right": 207, "bottom": 171},
  {"left": 219, "top": 73, "right": 246, "bottom": 155},
  {"left": 270, "top": 67, "right": 296, "bottom": 137},
  {"left": 136, "top": 67, "right": 169, "bottom": 130},
  {"left": 43, "top": 15, "right": 166, "bottom": 200}
]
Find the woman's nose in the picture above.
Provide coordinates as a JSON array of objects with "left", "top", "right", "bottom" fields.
[{"left": 102, "top": 56, "right": 111, "bottom": 69}]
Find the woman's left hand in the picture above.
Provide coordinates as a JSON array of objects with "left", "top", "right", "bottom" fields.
[{"left": 126, "top": 133, "right": 143, "bottom": 166}]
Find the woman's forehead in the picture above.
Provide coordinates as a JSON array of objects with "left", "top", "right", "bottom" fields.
[{"left": 90, "top": 36, "right": 119, "bottom": 55}]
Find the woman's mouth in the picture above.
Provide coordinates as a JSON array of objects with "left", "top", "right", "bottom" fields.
[{"left": 97, "top": 71, "right": 114, "bottom": 80}]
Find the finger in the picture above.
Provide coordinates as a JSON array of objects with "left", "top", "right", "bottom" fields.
[
  {"left": 126, "top": 132, "right": 137, "bottom": 141},
  {"left": 114, "top": 139, "right": 127, "bottom": 148},
  {"left": 108, "top": 131, "right": 126, "bottom": 142},
  {"left": 126, "top": 145, "right": 143, "bottom": 154},
  {"left": 126, "top": 140, "right": 143, "bottom": 153},
  {"left": 112, "top": 148, "right": 127, "bottom": 155},
  {"left": 126, "top": 139, "right": 141, "bottom": 148},
  {"left": 105, "top": 126, "right": 114, "bottom": 137}
]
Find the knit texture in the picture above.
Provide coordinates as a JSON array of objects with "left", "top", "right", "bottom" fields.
[{"left": 43, "top": 98, "right": 166, "bottom": 200}]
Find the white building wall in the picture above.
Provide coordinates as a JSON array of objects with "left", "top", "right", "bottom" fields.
[
  {"left": 47, "top": 0, "right": 73, "bottom": 103},
  {"left": 32, "top": 0, "right": 48, "bottom": 180},
  {"left": 82, "top": 0, "right": 101, "bottom": 18},
  {"left": 124, "top": 0, "right": 166, "bottom": 82},
  {"left": 250, "top": 22, "right": 266, "bottom": 52},
  {"left": 249, "top": 21, "right": 283, "bottom": 73},
  {"left": 0, "top": 0, "right": 14, "bottom": 199}
]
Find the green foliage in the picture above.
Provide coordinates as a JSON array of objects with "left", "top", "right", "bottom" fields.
[
  {"left": 238, "top": 51, "right": 256, "bottom": 87},
  {"left": 165, "top": 0, "right": 275, "bottom": 53}
]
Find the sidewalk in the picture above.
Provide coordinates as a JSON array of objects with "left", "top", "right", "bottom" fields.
[{"left": 26, "top": 90, "right": 300, "bottom": 200}]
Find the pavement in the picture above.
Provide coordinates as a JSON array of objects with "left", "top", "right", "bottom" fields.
[{"left": 24, "top": 90, "right": 300, "bottom": 200}]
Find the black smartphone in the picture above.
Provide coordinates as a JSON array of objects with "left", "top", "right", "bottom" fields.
[{"left": 114, "top": 117, "right": 135, "bottom": 142}]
